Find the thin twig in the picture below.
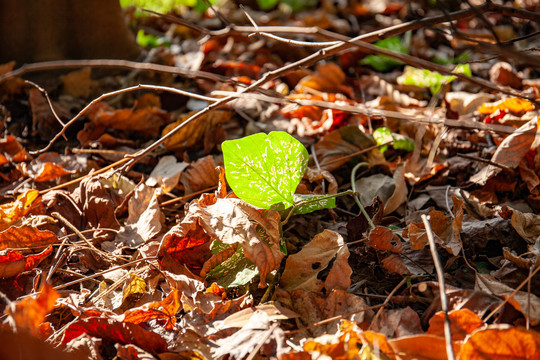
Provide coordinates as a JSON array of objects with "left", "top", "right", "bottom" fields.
[{"left": 421, "top": 214, "right": 455, "bottom": 360}]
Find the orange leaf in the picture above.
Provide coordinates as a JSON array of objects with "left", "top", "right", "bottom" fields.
[
  {"left": 0, "top": 224, "right": 57, "bottom": 251},
  {"left": 0, "top": 190, "right": 41, "bottom": 231},
  {"left": 0, "top": 246, "right": 53, "bottom": 278},
  {"left": 478, "top": 97, "right": 534, "bottom": 115},
  {"left": 368, "top": 226, "right": 403, "bottom": 253},
  {"left": 459, "top": 325, "right": 540, "bottom": 359},
  {"left": 0, "top": 135, "right": 31, "bottom": 163},
  {"left": 124, "top": 289, "right": 181, "bottom": 330},
  {"left": 5, "top": 282, "right": 59, "bottom": 335},
  {"left": 388, "top": 334, "right": 462, "bottom": 360},
  {"left": 381, "top": 254, "right": 411, "bottom": 275},
  {"left": 427, "top": 309, "right": 484, "bottom": 341},
  {"left": 359, "top": 330, "right": 395, "bottom": 360}
]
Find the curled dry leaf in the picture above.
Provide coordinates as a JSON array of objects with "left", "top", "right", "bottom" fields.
[
  {"left": 280, "top": 229, "right": 351, "bottom": 292},
  {"left": 0, "top": 246, "right": 52, "bottom": 278},
  {"left": 146, "top": 155, "right": 188, "bottom": 194},
  {"left": 5, "top": 282, "right": 59, "bottom": 335},
  {"left": 84, "top": 93, "right": 169, "bottom": 138},
  {"left": 0, "top": 221, "right": 57, "bottom": 251},
  {"left": 123, "top": 289, "right": 181, "bottom": 330},
  {"left": 160, "top": 196, "right": 283, "bottom": 288},
  {"left": 0, "top": 189, "right": 42, "bottom": 232},
  {"left": 0, "top": 135, "right": 31, "bottom": 164},
  {"left": 116, "top": 184, "right": 162, "bottom": 248},
  {"left": 470, "top": 117, "right": 538, "bottom": 185},
  {"left": 17, "top": 152, "right": 87, "bottom": 182},
  {"left": 180, "top": 155, "right": 220, "bottom": 193},
  {"left": 62, "top": 318, "right": 168, "bottom": 355}
]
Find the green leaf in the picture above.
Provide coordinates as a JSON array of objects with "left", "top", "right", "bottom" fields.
[
  {"left": 223, "top": 131, "right": 308, "bottom": 210},
  {"left": 257, "top": 0, "right": 279, "bottom": 9},
  {"left": 292, "top": 194, "right": 336, "bottom": 215},
  {"left": 360, "top": 37, "right": 408, "bottom": 72},
  {"left": 136, "top": 30, "right": 170, "bottom": 48},
  {"left": 397, "top": 64, "right": 471, "bottom": 95},
  {"left": 373, "top": 127, "right": 392, "bottom": 153},
  {"left": 373, "top": 127, "right": 414, "bottom": 153},
  {"left": 207, "top": 241, "right": 258, "bottom": 288}
]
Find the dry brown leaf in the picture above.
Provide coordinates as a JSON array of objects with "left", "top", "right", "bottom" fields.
[
  {"left": 296, "top": 62, "right": 346, "bottom": 94},
  {"left": 280, "top": 229, "right": 351, "bottom": 292},
  {"left": 0, "top": 135, "right": 31, "bottom": 163},
  {"left": 146, "top": 155, "right": 188, "bottom": 194},
  {"left": 505, "top": 206, "right": 540, "bottom": 244},
  {"left": 470, "top": 117, "right": 537, "bottom": 185},
  {"left": 384, "top": 164, "right": 407, "bottom": 215},
  {"left": 85, "top": 95, "right": 169, "bottom": 138},
  {"left": 60, "top": 67, "right": 97, "bottom": 98},
  {"left": 373, "top": 307, "right": 423, "bottom": 338},
  {"left": 29, "top": 88, "right": 71, "bottom": 141},
  {"left": 162, "top": 110, "right": 232, "bottom": 151},
  {"left": 368, "top": 226, "right": 403, "bottom": 253},
  {"left": 180, "top": 155, "right": 220, "bottom": 193},
  {"left": 17, "top": 152, "right": 87, "bottom": 182},
  {"left": 0, "top": 221, "right": 57, "bottom": 251},
  {"left": 116, "top": 185, "right": 162, "bottom": 247}
]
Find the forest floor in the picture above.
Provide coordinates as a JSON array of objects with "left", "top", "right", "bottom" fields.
[{"left": 1, "top": 1, "right": 540, "bottom": 359}]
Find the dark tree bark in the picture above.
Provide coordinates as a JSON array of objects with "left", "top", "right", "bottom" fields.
[{"left": 0, "top": 0, "right": 140, "bottom": 64}]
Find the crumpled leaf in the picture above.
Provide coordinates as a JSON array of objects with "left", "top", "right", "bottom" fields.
[
  {"left": 296, "top": 62, "right": 347, "bottom": 93},
  {"left": 213, "top": 310, "right": 287, "bottom": 359},
  {"left": 0, "top": 246, "right": 53, "bottom": 278},
  {"left": 160, "top": 196, "right": 283, "bottom": 288},
  {"left": 0, "top": 189, "right": 42, "bottom": 232},
  {"left": 62, "top": 318, "right": 168, "bottom": 355},
  {"left": 17, "top": 152, "right": 87, "bottom": 182},
  {"left": 0, "top": 221, "right": 57, "bottom": 251},
  {"left": 478, "top": 97, "right": 534, "bottom": 115},
  {"left": 116, "top": 184, "right": 162, "bottom": 248},
  {"left": 313, "top": 125, "right": 377, "bottom": 172},
  {"left": 180, "top": 155, "right": 220, "bottom": 193},
  {"left": 503, "top": 205, "right": 540, "bottom": 244},
  {"left": 146, "top": 155, "right": 188, "bottom": 194},
  {"left": 404, "top": 196, "right": 463, "bottom": 255},
  {"left": 0, "top": 135, "right": 31, "bottom": 164},
  {"left": 470, "top": 117, "right": 537, "bottom": 185},
  {"left": 445, "top": 91, "right": 495, "bottom": 116},
  {"left": 84, "top": 93, "right": 169, "bottom": 138},
  {"left": 4, "top": 282, "right": 59, "bottom": 335},
  {"left": 123, "top": 289, "right": 181, "bottom": 330},
  {"left": 280, "top": 229, "right": 351, "bottom": 292}
]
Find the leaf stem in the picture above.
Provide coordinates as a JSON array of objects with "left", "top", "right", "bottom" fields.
[
  {"left": 350, "top": 162, "right": 376, "bottom": 230},
  {"left": 281, "top": 190, "right": 355, "bottom": 225}
]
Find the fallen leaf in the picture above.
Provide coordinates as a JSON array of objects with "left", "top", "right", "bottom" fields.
[
  {"left": 0, "top": 246, "right": 53, "bottom": 278},
  {"left": 62, "top": 318, "right": 168, "bottom": 355},
  {"left": 0, "top": 221, "right": 57, "bottom": 251},
  {"left": 146, "top": 155, "right": 188, "bottom": 194},
  {"left": 0, "top": 135, "right": 31, "bottom": 163},
  {"left": 60, "top": 67, "right": 97, "bottom": 98},
  {"left": 459, "top": 325, "right": 540, "bottom": 359},
  {"left": 388, "top": 334, "right": 462, "bottom": 360},
  {"left": 478, "top": 97, "right": 534, "bottom": 115},
  {"left": 427, "top": 309, "right": 484, "bottom": 341},
  {"left": 162, "top": 110, "right": 232, "bottom": 151},
  {"left": 180, "top": 155, "right": 220, "bottom": 193},
  {"left": 4, "top": 282, "right": 59, "bottom": 335},
  {"left": 17, "top": 152, "right": 87, "bottom": 182},
  {"left": 123, "top": 289, "right": 181, "bottom": 330},
  {"left": 280, "top": 229, "right": 351, "bottom": 292},
  {"left": 0, "top": 189, "right": 42, "bottom": 232},
  {"left": 470, "top": 117, "right": 537, "bottom": 185}
]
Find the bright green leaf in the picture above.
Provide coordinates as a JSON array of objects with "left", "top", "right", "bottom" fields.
[
  {"left": 292, "top": 194, "right": 336, "bottom": 215},
  {"left": 373, "top": 127, "right": 392, "bottom": 153},
  {"left": 257, "top": 0, "right": 279, "bottom": 9},
  {"left": 223, "top": 131, "right": 308, "bottom": 210},
  {"left": 360, "top": 37, "right": 408, "bottom": 72},
  {"left": 397, "top": 64, "right": 471, "bottom": 94}
]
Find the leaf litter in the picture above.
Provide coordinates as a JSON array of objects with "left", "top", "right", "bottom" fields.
[{"left": 1, "top": 1, "right": 540, "bottom": 359}]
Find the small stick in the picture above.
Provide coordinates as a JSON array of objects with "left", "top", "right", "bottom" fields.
[{"left": 421, "top": 214, "right": 455, "bottom": 360}]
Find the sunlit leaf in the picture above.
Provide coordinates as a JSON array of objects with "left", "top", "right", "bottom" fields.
[
  {"left": 397, "top": 64, "right": 471, "bottom": 94},
  {"left": 223, "top": 131, "right": 308, "bottom": 210},
  {"left": 427, "top": 309, "right": 484, "bottom": 341},
  {"left": 361, "top": 36, "right": 408, "bottom": 72},
  {"left": 0, "top": 246, "right": 53, "bottom": 278},
  {"left": 460, "top": 325, "right": 540, "bottom": 359},
  {"left": 124, "top": 289, "right": 181, "bottom": 330},
  {"left": 478, "top": 97, "right": 534, "bottom": 115},
  {"left": 0, "top": 190, "right": 41, "bottom": 232}
]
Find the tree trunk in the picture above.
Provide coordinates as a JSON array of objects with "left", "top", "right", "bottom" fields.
[{"left": 0, "top": 0, "right": 140, "bottom": 64}]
